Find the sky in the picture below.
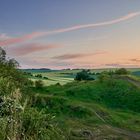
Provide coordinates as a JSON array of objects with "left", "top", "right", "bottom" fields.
[{"left": 0, "top": 0, "right": 140, "bottom": 69}]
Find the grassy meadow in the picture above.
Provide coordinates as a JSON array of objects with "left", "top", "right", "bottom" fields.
[
  {"left": 24, "top": 68, "right": 140, "bottom": 86},
  {"left": 29, "top": 73, "right": 140, "bottom": 140},
  {"left": 21, "top": 68, "right": 140, "bottom": 139}
]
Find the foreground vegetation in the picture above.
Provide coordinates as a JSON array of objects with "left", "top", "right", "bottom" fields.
[
  {"left": 0, "top": 47, "right": 65, "bottom": 140},
  {"left": 1, "top": 47, "right": 140, "bottom": 139}
]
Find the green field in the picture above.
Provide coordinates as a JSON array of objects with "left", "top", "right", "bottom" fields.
[
  {"left": 1, "top": 64, "right": 140, "bottom": 139},
  {"left": 24, "top": 68, "right": 140, "bottom": 86},
  {"left": 30, "top": 76, "right": 140, "bottom": 139},
  {"left": 23, "top": 68, "right": 140, "bottom": 139}
]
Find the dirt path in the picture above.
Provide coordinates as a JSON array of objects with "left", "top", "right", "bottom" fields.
[
  {"left": 94, "top": 111, "right": 140, "bottom": 139},
  {"left": 119, "top": 76, "right": 140, "bottom": 87},
  {"left": 105, "top": 124, "right": 140, "bottom": 139}
]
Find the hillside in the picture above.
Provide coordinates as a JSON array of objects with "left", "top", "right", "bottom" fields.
[
  {"left": 30, "top": 77, "right": 140, "bottom": 140},
  {"left": 23, "top": 68, "right": 140, "bottom": 86}
]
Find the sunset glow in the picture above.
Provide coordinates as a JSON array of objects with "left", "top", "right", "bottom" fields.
[{"left": 0, "top": 0, "right": 140, "bottom": 69}]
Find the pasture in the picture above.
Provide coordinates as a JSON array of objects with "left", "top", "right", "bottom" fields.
[{"left": 24, "top": 68, "right": 140, "bottom": 86}]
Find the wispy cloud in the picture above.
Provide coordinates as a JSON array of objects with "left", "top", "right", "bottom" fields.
[
  {"left": 105, "top": 63, "right": 123, "bottom": 67},
  {"left": 0, "top": 32, "right": 44, "bottom": 46},
  {"left": 8, "top": 43, "right": 61, "bottom": 56},
  {"left": 129, "top": 58, "right": 140, "bottom": 63},
  {"left": 0, "top": 12, "right": 140, "bottom": 46},
  {"left": 47, "top": 12, "right": 140, "bottom": 35},
  {"left": 52, "top": 51, "right": 107, "bottom": 60},
  {"left": 0, "top": 33, "right": 11, "bottom": 41},
  {"left": 104, "top": 62, "right": 140, "bottom": 68}
]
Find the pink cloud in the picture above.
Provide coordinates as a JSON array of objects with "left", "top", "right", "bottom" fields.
[
  {"left": 0, "top": 32, "right": 45, "bottom": 46},
  {"left": 104, "top": 62, "right": 140, "bottom": 68},
  {"left": 129, "top": 58, "right": 140, "bottom": 63},
  {"left": 47, "top": 12, "right": 140, "bottom": 35},
  {"left": 9, "top": 43, "right": 61, "bottom": 56},
  {"left": 0, "top": 12, "right": 139, "bottom": 46},
  {"left": 52, "top": 51, "right": 107, "bottom": 60},
  {"left": 0, "top": 34, "right": 11, "bottom": 40}
]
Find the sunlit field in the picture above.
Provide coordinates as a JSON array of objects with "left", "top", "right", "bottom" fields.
[{"left": 24, "top": 68, "right": 140, "bottom": 86}]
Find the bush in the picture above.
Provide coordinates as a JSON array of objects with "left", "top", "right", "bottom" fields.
[
  {"left": 43, "top": 76, "right": 48, "bottom": 79},
  {"left": 35, "top": 74, "right": 42, "bottom": 78},
  {"left": 0, "top": 48, "right": 65, "bottom": 140},
  {"left": 35, "top": 80, "right": 44, "bottom": 88},
  {"left": 21, "top": 108, "right": 65, "bottom": 140},
  {"left": 75, "top": 70, "right": 94, "bottom": 81},
  {"left": 115, "top": 68, "right": 129, "bottom": 75}
]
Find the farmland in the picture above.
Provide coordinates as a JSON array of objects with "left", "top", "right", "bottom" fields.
[{"left": 23, "top": 68, "right": 140, "bottom": 86}]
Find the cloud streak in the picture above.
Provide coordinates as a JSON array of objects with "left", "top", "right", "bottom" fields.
[
  {"left": 46, "top": 12, "right": 140, "bottom": 35},
  {"left": 8, "top": 43, "right": 61, "bottom": 56},
  {"left": 0, "top": 32, "right": 44, "bottom": 46},
  {"left": 129, "top": 58, "right": 140, "bottom": 63},
  {"left": 104, "top": 63, "right": 140, "bottom": 68},
  {"left": 0, "top": 11, "right": 140, "bottom": 46},
  {"left": 52, "top": 51, "right": 107, "bottom": 60}
]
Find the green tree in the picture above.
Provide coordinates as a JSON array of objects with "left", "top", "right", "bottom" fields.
[
  {"left": 115, "top": 68, "right": 129, "bottom": 75},
  {"left": 0, "top": 47, "right": 64, "bottom": 140},
  {"left": 75, "top": 69, "right": 94, "bottom": 81}
]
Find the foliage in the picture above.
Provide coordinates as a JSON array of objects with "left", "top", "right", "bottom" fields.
[
  {"left": 35, "top": 74, "right": 43, "bottom": 78},
  {"left": 35, "top": 80, "right": 44, "bottom": 89},
  {"left": 23, "top": 72, "right": 33, "bottom": 77},
  {"left": 115, "top": 68, "right": 129, "bottom": 75},
  {"left": 75, "top": 69, "right": 94, "bottom": 81},
  {"left": 0, "top": 47, "right": 65, "bottom": 140},
  {"left": 0, "top": 47, "right": 32, "bottom": 92},
  {"left": 20, "top": 108, "right": 65, "bottom": 140},
  {"left": 98, "top": 73, "right": 109, "bottom": 83},
  {"left": 30, "top": 77, "right": 140, "bottom": 139}
]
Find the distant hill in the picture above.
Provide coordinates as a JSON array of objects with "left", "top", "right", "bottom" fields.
[{"left": 22, "top": 68, "right": 58, "bottom": 73}]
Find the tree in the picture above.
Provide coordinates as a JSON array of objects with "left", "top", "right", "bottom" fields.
[
  {"left": 0, "top": 47, "right": 6, "bottom": 63},
  {"left": 75, "top": 70, "right": 94, "bottom": 81},
  {"left": 0, "top": 47, "right": 65, "bottom": 140},
  {"left": 115, "top": 68, "right": 129, "bottom": 75},
  {"left": 0, "top": 47, "right": 31, "bottom": 91}
]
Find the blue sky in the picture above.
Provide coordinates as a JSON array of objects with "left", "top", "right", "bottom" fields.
[{"left": 0, "top": 0, "right": 140, "bottom": 69}]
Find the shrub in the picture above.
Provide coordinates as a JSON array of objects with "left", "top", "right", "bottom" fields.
[
  {"left": 35, "top": 74, "right": 43, "bottom": 79},
  {"left": 115, "top": 68, "right": 129, "bottom": 75},
  {"left": 43, "top": 76, "right": 48, "bottom": 79},
  {"left": 0, "top": 48, "right": 65, "bottom": 140},
  {"left": 21, "top": 108, "right": 65, "bottom": 140},
  {"left": 75, "top": 70, "right": 94, "bottom": 81},
  {"left": 35, "top": 80, "right": 44, "bottom": 88}
]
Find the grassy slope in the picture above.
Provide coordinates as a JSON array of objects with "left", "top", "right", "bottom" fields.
[
  {"left": 29, "top": 70, "right": 75, "bottom": 85},
  {"left": 30, "top": 77, "right": 140, "bottom": 140},
  {"left": 25, "top": 68, "right": 140, "bottom": 86}
]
